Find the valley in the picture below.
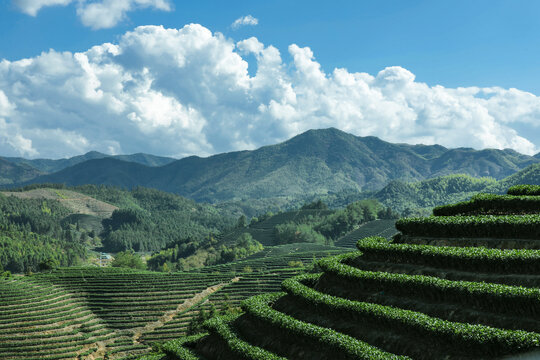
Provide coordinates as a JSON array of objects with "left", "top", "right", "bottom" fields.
[
  {"left": 0, "top": 131, "right": 539, "bottom": 359},
  {"left": 2, "top": 2, "right": 540, "bottom": 358}
]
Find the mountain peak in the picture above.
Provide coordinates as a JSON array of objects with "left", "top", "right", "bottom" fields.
[
  {"left": 83, "top": 150, "right": 107, "bottom": 157},
  {"left": 290, "top": 127, "right": 351, "bottom": 141},
  {"left": 4, "top": 129, "right": 539, "bottom": 202}
]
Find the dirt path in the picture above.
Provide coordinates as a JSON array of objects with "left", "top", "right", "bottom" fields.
[
  {"left": 14, "top": 276, "right": 240, "bottom": 359},
  {"left": 132, "top": 276, "right": 240, "bottom": 344}
]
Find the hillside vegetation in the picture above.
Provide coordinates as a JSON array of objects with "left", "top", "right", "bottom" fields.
[
  {"left": 2, "top": 188, "right": 118, "bottom": 218},
  {"left": 146, "top": 199, "right": 397, "bottom": 271},
  {"left": 0, "top": 192, "right": 87, "bottom": 273},
  {"left": 252, "top": 165, "right": 540, "bottom": 219},
  {"left": 153, "top": 184, "right": 540, "bottom": 359},
  {"left": 14, "top": 129, "right": 539, "bottom": 206},
  {"left": 2, "top": 184, "right": 539, "bottom": 359},
  {"left": 0, "top": 185, "right": 236, "bottom": 273},
  {"left": 0, "top": 183, "right": 397, "bottom": 274},
  {"left": 220, "top": 162, "right": 540, "bottom": 217},
  {"left": 0, "top": 242, "right": 349, "bottom": 360},
  {"left": 3, "top": 151, "right": 175, "bottom": 174},
  {"left": 0, "top": 158, "right": 42, "bottom": 185},
  {"left": 372, "top": 164, "right": 540, "bottom": 216}
]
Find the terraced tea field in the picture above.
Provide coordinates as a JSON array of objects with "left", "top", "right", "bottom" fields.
[
  {"left": 0, "top": 277, "right": 116, "bottom": 360},
  {"left": 0, "top": 243, "right": 348, "bottom": 359},
  {"left": 334, "top": 219, "right": 397, "bottom": 248},
  {"left": 0, "top": 269, "right": 240, "bottom": 360},
  {"left": 141, "top": 243, "right": 348, "bottom": 343},
  {"left": 159, "top": 185, "right": 540, "bottom": 359}
]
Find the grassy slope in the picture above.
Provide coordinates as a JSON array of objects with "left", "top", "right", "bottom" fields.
[{"left": 1, "top": 188, "right": 118, "bottom": 218}]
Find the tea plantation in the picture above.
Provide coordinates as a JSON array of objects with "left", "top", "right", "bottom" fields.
[
  {"left": 154, "top": 184, "right": 540, "bottom": 359},
  {"left": 334, "top": 219, "right": 397, "bottom": 248},
  {"left": 0, "top": 243, "right": 347, "bottom": 359}
]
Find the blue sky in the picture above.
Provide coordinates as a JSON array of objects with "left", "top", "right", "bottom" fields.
[
  {"left": 3, "top": 1, "right": 540, "bottom": 93},
  {"left": 0, "top": 0, "right": 539, "bottom": 158}
]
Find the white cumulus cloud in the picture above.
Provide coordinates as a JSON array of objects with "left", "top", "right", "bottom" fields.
[
  {"left": 232, "top": 15, "right": 259, "bottom": 29},
  {"left": 0, "top": 24, "right": 539, "bottom": 159},
  {"left": 13, "top": 0, "right": 172, "bottom": 29}
]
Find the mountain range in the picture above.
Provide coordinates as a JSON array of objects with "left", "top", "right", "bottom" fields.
[
  {"left": 2, "top": 151, "right": 175, "bottom": 174},
  {"left": 1, "top": 128, "right": 539, "bottom": 203}
]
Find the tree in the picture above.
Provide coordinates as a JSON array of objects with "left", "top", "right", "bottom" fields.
[
  {"left": 111, "top": 251, "right": 146, "bottom": 270},
  {"left": 39, "top": 258, "right": 59, "bottom": 272},
  {"left": 301, "top": 199, "right": 328, "bottom": 210},
  {"left": 274, "top": 223, "right": 327, "bottom": 245},
  {"left": 220, "top": 233, "right": 263, "bottom": 263},
  {"left": 236, "top": 215, "right": 247, "bottom": 228}
]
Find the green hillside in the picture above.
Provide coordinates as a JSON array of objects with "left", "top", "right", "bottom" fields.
[
  {"left": 372, "top": 164, "right": 540, "bottom": 216},
  {"left": 2, "top": 184, "right": 540, "bottom": 359},
  {"left": 145, "top": 199, "right": 395, "bottom": 271},
  {"left": 373, "top": 174, "right": 497, "bottom": 216},
  {"left": 0, "top": 158, "right": 42, "bottom": 185},
  {"left": 153, "top": 184, "right": 540, "bottom": 359},
  {"left": 0, "top": 192, "right": 87, "bottom": 273},
  {"left": 334, "top": 219, "right": 397, "bottom": 248},
  {"left": 0, "top": 185, "right": 235, "bottom": 273},
  {"left": 0, "top": 242, "right": 349, "bottom": 360},
  {"left": 71, "top": 185, "right": 235, "bottom": 252},
  {"left": 18, "top": 129, "right": 539, "bottom": 205},
  {"left": 220, "top": 208, "right": 336, "bottom": 247},
  {"left": 4, "top": 151, "right": 175, "bottom": 174},
  {"left": 488, "top": 163, "right": 540, "bottom": 193}
]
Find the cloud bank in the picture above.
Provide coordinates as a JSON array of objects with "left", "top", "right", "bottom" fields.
[
  {"left": 232, "top": 15, "right": 259, "bottom": 29},
  {"left": 0, "top": 24, "right": 538, "bottom": 158},
  {"left": 13, "top": 0, "right": 172, "bottom": 29}
]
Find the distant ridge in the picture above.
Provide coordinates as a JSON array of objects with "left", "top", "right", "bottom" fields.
[
  {"left": 3, "top": 151, "right": 175, "bottom": 173},
  {"left": 28, "top": 157, "right": 154, "bottom": 189},
  {"left": 0, "top": 157, "right": 43, "bottom": 185},
  {"left": 14, "top": 128, "right": 539, "bottom": 203}
]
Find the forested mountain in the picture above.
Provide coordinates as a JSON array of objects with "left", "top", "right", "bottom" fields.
[
  {"left": 25, "top": 158, "right": 155, "bottom": 189},
  {"left": 0, "top": 157, "right": 43, "bottom": 185},
  {"left": 488, "top": 163, "right": 540, "bottom": 193},
  {"left": 146, "top": 199, "right": 396, "bottom": 271},
  {"left": 371, "top": 164, "right": 540, "bottom": 216},
  {"left": 2, "top": 151, "right": 175, "bottom": 174},
  {"left": 0, "top": 185, "right": 236, "bottom": 273},
  {"left": 374, "top": 175, "right": 497, "bottom": 216},
  {"left": 17, "top": 128, "right": 539, "bottom": 205},
  {"left": 285, "top": 164, "right": 540, "bottom": 218},
  {"left": 0, "top": 193, "right": 86, "bottom": 273},
  {"left": 72, "top": 185, "right": 236, "bottom": 251}
]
